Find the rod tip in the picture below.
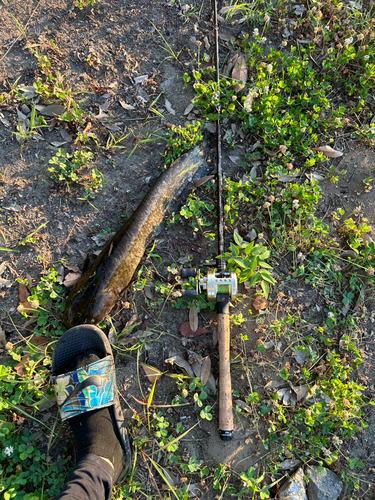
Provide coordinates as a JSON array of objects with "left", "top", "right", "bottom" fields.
[{"left": 219, "top": 430, "right": 233, "bottom": 441}]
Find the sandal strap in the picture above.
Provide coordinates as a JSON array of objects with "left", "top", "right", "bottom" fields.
[{"left": 51, "top": 356, "right": 115, "bottom": 421}]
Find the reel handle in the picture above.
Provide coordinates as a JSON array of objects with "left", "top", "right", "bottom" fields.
[
  {"left": 217, "top": 299, "right": 233, "bottom": 441},
  {"left": 181, "top": 268, "right": 197, "bottom": 278}
]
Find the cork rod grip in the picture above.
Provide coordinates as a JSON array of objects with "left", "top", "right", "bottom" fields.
[{"left": 217, "top": 312, "right": 233, "bottom": 440}]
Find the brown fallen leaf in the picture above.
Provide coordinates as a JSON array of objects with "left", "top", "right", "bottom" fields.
[
  {"left": 179, "top": 322, "right": 209, "bottom": 339},
  {"left": 195, "top": 175, "right": 215, "bottom": 188},
  {"left": 235, "top": 399, "right": 252, "bottom": 413},
  {"left": 63, "top": 272, "right": 81, "bottom": 288},
  {"left": 14, "top": 354, "right": 29, "bottom": 376},
  {"left": 120, "top": 337, "right": 138, "bottom": 347},
  {"left": 141, "top": 363, "right": 163, "bottom": 384},
  {"left": 189, "top": 303, "right": 198, "bottom": 333},
  {"left": 119, "top": 100, "right": 135, "bottom": 110},
  {"left": 17, "top": 282, "right": 38, "bottom": 313},
  {"left": 65, "top": 264, "right": 80, "bottom": 273},
  {"left": 30, "top": 335, "right": 52, "bottom": 349},
  {"left": 232, "top": 53, "right": 247, "bottom": 92},
  {"left": 252, "top": 296, "right": 269, "bottom": 310},
  {"left": 18, "top": 282, "right": 30, "bottom": 304},
  {"left": 165, "top": 355, "right": 194, "bottom": 378},
  {"left": 219, "top": 33, "right": 235, "bottom": 42},
  {"left": 200, "top": 356, "right": 211, "bottom": 386},
  {"left": 0, "top": 325, "right": 6, "bottom": 347},
  {"left": 264, "top": 380, "right": 287, "bottom": 390},
  {"left": 312, "top": 145, "right": 343, "bottom": 158}
]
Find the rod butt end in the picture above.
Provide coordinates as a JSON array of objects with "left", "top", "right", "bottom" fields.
[{"left": 219, "top": 430, "right": 233, "bottom": 441}]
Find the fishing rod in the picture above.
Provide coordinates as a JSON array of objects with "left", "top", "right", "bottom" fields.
[{"left": 182, "top": 0, "right": 237, "bottom": 442}]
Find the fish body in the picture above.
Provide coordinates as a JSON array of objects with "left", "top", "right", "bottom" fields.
[{"left": 65, "top": 146, "right": 208, "bottom": 327}]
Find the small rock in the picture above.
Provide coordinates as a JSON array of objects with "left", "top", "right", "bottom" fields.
[
  {"left": 205, "top": 122, "right": 216, "bottom": 134},
  {"left": 278, "top": 468, "right": 308, "bottom": 500},
  {"left": 279, "top": 459, "right": 302, "bottom": 470},
  {"left": 307, "top": 466, "right": 343, "bottom": 500}
]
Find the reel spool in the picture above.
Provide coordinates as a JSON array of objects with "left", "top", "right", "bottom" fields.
[{"left": 181, "top": 268, "right": 237, "bottom": 302}]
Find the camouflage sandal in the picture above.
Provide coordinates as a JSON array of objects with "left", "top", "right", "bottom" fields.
[{"left": 51, "top": 325, "right": 131, "bottom": 481}]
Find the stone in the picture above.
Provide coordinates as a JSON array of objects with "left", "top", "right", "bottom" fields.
[
  {"left": 306, "top": 466, "right": 343, "bottom": 500},
  {"left": 278, "top": 468, "right": 308, "bottom": 500}
]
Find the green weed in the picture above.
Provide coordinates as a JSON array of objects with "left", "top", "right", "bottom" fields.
[
  {"left": 75, "top": 0, "right": 97, "bottom": 9},
  {"left": 47, "top": 149, "right": 105, "bottom": 200},
  {"left": 163, "top": 122, "right": 203, "bottom": 167},
  {"left": 219, "top": 232, "right": 276, "bottom": 298}
]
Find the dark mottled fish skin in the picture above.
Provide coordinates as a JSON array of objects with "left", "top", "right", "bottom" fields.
[{"left": 65, "top": 146, "right": 208, "bottom": 327}]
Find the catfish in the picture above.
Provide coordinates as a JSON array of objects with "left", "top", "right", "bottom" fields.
[{"left": 65, "top": 146, "right": 209, "bottom": 327}]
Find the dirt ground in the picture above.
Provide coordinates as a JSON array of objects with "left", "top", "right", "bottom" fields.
[{"left": 1, "top": 0, "right": 375, "bottom": 499}]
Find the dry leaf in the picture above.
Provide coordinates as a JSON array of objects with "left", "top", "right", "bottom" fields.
[
  {"left": 179, "top": 322, "right": 209, "bottom": 338},
  {"left": 189, "top": 303, "right": 198, "bottom": 333},
  {"left": 165, "top": 99, "right": 176, "bottom": 115},
  {"left": 232, "top": 53, "right": 247, "bottom": 92},
  {"left": 235, "top": 399, "right": 252, "bottom": 413},
  {"left": 0, "top": 277, "right": 12, "bottom": 289},
  {"left": 200, "top": 356, "right": 211, "bottom": 386},
  {"left": 124, "top": 314, "right": 138, "bottom": 330},
  {"left": 195, "top": 175, "right": 214, "bottom": 188},
  {"left": 65, "top": 264, "right": 80, "bottom": 273},
  {"left": 264, "top": 380, "right": 286, "bottom": 389},
  {"left": 219, "top": 33, "right": 235, "bottom": 42},
  {"left": 108, "top": 328, "right": 116, "bottom": 344},
  {"left": 252, "top": 296, "right": 269, "bottom": 310},
  {"left": 191, "top": 361, "right": 201, "bottom": 378},
  {"left": 292, "top": 385, "right": 308, "bottom": 402},
  {"left": 119, "top": 100, "right": 135, "bottom": 110},
  {"left": 60, "top": 129, "right": 73, "bottom": 142},
  {"left": 14, "top": 356, "right": 28, "bottom": 376},
  {"left": 120, "top": 337, "right": 138, "bottom": 347},
  {"left": 0, "top": 325, "right": 6, "bottom": 348},
  {"left": 165, "top": 355, "right": 194, "bottom": 378},
  {"left": 95, "top": 112, "right": 109, "bottom": 121},
  {"left": 134, "top": 75, "right": 148, "bottom": 84},
  {"left": 141, "top": 363, "right": 163, "bottom": 383},
  {"left": 18, "top": 283, "right": 30, "bottom": 303},
  {"left": 144, "top": 284, "right": 153, "bottom": 300},
  {"left": 100, "top": 101, "right": 111, "bottom": 111},
  {"left": 30, "top": 335, "right": 51, "bottom": 349},
  {"left": 39, "top": 104, "right": 66, "bottom": 116},
  {"left": 206, "top": 372, "right": 216, "bottom": 394},
  {"left": 184, "top": 103, "right": 194, "bottom": 115},
  {"left": 63, "top": 272, "right": 81, "bottom": 288},
  {"left": 312, "top": 145, "right": 343, "bottom": 158}
]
